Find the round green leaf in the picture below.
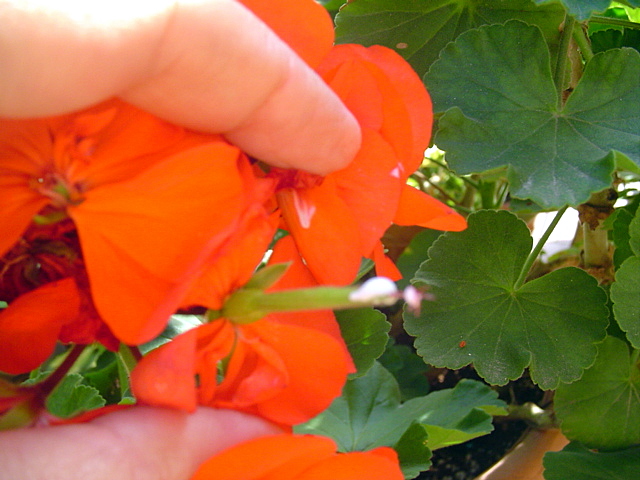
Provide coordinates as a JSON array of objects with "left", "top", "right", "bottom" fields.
[
  {"left": 543, "top": 442, "right": 640, "bottom": 480},
  {"left": 612, "top": 208, "right": 640, "bottom": 348},
  {"left": 612, "top": 206, "right": 637, "bottom": 270},
  {"left": 335, "top": 0, "right": 564, "bottom": 76},
  {"left": 404, "top": 210, "right": 609, "bottom": 389},
  {"left": 427, "top": 21, "right": 640, "bottom": 208},
  {"left": 554, "top": 336, "right": 640, "bottom": 450},
  {"left": 611, "top": 256, "right": 640, "bottom": 348}
]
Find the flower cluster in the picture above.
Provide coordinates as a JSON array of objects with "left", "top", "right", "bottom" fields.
[{"left": 0, "top": 0, "right": 465, "bottom": 477}]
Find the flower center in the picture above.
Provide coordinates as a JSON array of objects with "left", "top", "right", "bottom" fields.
[
  {"left": 30, "top": 169, "right": 85, "bottom": 210},
  {"left": 270, "top": 168, "right": 324, "bottom": 190}
]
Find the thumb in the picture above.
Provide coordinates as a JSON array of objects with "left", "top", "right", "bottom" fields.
[{"left": 0, "top": 407, "right": 282, "bottom": 480}]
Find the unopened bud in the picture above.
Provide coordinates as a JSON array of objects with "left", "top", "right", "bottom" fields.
[{"left": 348, "top": 277, "right": 399, "bottom": 306}]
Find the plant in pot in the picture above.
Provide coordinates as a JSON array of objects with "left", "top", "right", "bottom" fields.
[{"left": 1, "top": 1, "right": 639, "bottom": 479}]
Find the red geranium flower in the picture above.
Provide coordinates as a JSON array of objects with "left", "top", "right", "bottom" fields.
[
  {"left": 191, "top": 434, "right": 404, "bottom": 480},
  {"left": 132, "top": 232, "right": 353, "bottom": 426},
  {"left": 271, "top": 45, "right": 466, "bottom": 284},
  {"left": 131, "top": 307, "right": 352, "bottom": 426},
  {"left": 0, "top": 99, "right": 266, "bottom": 345}
]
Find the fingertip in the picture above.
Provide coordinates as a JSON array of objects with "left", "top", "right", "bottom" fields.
[{"left": 224, "top": 65, "right": 362, "bottom": 176}]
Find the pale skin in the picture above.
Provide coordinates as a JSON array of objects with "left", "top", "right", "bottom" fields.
[
  {"left": 0, "top": 0, "right": 361, "bottom": 174},
  {"left": 0, "top": 407, "right": 282, "bottom": 480},
  {"left": 0, "top": 0, "right": 361, "bottom": 479}
]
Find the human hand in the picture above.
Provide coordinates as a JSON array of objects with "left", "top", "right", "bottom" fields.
[
  {"left": 0, "top": 1, "right": 351, "bottom": 479},
  {"left": 0, "top": 0, "right": 361, "bottom": 175},
  {"left": 0, "top": 407, "right": 281, "bottom": 480}
]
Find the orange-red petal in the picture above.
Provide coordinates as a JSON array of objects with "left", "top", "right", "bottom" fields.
[
  {"left": 370, "top": 241, "right": 403, "bottom": 281},
  {"left": 319, "top": 44, "right": 433, "bottom": 171},
  {"left": 296, "top": 446, "right": 404, "bottom": 480},
  {"left": 0, "top": 278, "right": 79, "bottom": 374},
  {"left": 394, "top": 184, "right": 467, "bottom": 231},
  {"left": 191, "top": 434, "right": 404, "bottom": 480},
  {"left": 277, "top": 178, "right": 362, "bottom": 285},
  {"left": 213, "top": 319, "right": 352, "bottom": 425},
  {"left": 183, "top": 207, "right": 279, "bottom": 311},
  {"left": 0, "top": 177, "right": 48, "bottom": 258},
  {"left": 240, "top": 0, "right": 334, "bottom": 68},
  {"left": 191, "top": 434, "right": 337, "bottom": 480},
  {"left": 333, "top": 129, "right": 401, "bottom": 254},
  {"left": 131, "top": 328, "right": 199, "bottom": 412},
  {"left": 70, "top": 143, "right": 248, "bottom": 344}
]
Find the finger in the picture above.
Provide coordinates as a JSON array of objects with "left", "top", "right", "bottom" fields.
[
  {"left": 0, "top": 0, "right": 360, "bottom": 174},
  {"left": 121, "top": 0, "right": 361, "bottom": 175},
  {"left": 0, "top": 407, "right": 281, "bottom": 480}
]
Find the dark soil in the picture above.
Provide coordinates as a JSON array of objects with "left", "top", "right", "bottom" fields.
[{"left": 417, "top": 367, "right": 545, "bottom": 480}]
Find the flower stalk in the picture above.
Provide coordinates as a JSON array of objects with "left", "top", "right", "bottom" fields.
[{"left": 220, "top": 277, "right": 419, "bottom": 325}]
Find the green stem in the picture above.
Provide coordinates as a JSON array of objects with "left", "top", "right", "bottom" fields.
[
  {"left": 590, "top": 15, "right": 640, "bottom": 30},
  {"left": 507, "top": 402, "right": 558, "bottom": 429},
  {"left": 116, "top": 344, "right": 140, "bottom": 399},
  {"left": 514, "top": 206, "right": 568, "bottom": 290},
  {"left": 495, "top": 182, "right": 510, "bottom": 209},
  {"left": 572, "top": 22, "right": 594, "bottom": 62},
  {"left": 425, "top": 158, "right": 481, "bottom": 190},
  {"left": 554, "top": 14, "right": 576, "bottom": 109},
  {"left": 222, "top": 286, "right": 365, "bottom": 324}
]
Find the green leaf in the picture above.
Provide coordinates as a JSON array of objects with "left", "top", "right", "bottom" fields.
[
  {"left": 295, "top": 362, "right": 406, "bottom": 451},
  {"left": 533, "top": 0, "right": 610, "bottom": 20},
  {"left": 378, "top": 341, "right": 431, "bottom": 400},
  {"left": 591, "top": 28, "right": 640, "bottom": 54},
  {"left": 611, "top": 256, "right": 640, "bottom": 348},
  {"left": 416, "top": 379, "right": 507, "bottom": 450},
  {"left": 295, "top": 362, "right": 506, "bottom": 454},
  {"left": 554, "top": 336, "right": 640, "bottom": 450},
  {"left": 404, "top": 210, "right": 609, "bottom": 389},
  {"left": 544, "top": 442, "right": 640, "bottom": 479},
  {"left": 396, "top": 229, "right": 443, "bottom": 290},
  {"left": 427, "top": 21, "right": 640, "bottom": 208},
  {"left": 46, "top": 373, "right": 106, "bottom": 418},
  {"left": 612, "top": 208, "right": 640, "bottom": 347},
  {"left": 394, "top": 423, "right": 432, "bottom": 479},
  {"left": 335, "top": 0, "right": 564, "bottom": 76},
  {"left": 83, "top": 350, "right": 121, "bottom": 404},
  {"left": 630, "top": 209, "right": 640, "bottom": 256},
  {"left": 612, "top": 206, "right": 638, "bottom": 269},
  {"left": 335, "top": 308, "right": 390, "bottom": 377}
]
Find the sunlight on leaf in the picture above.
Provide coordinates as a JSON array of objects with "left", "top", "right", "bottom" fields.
[{"left": 426, "top": 21, "right": 640, "bottom": 208}]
